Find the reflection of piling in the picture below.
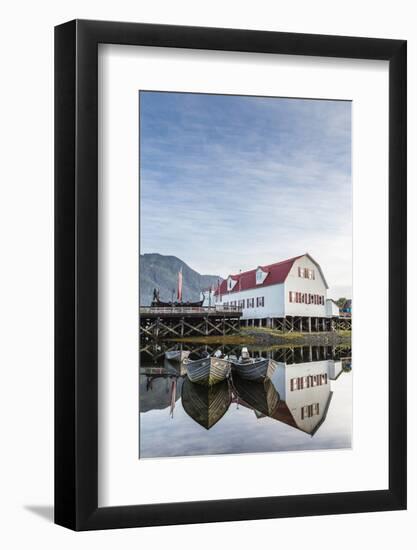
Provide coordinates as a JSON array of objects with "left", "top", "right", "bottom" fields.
[{"left": 140, "top": 341, "right": 351, "bottom": 364}]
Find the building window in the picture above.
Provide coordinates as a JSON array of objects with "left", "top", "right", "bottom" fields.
[
  {"left": 256, "top": 296, "right": 265, "bottom": 307},
  {"left": 291, "top": 375, "right": 327, "bottom": 391},
  {"left": 299, "top": 267, "right": 315, "bottom": 280},
  {"left": 289, "top": 292, "right": 325, "bottom": 307},
  {"left": 301, "top": 404, "right": 320, "bottom": 420}
]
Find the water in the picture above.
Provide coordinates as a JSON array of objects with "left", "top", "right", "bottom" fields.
[{"left": 139, "top": 344, "right": 352, "bottom": 459}]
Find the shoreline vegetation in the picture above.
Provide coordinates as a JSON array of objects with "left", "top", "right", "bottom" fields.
[{"left": 170, "top": 327, "right": 352, "bottom": 348}]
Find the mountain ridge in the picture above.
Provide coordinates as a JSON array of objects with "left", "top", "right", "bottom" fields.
[{"left": 140, "top": 253, "right": 221, "bottom": 306}]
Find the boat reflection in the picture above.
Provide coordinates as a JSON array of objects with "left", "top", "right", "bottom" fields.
[
  {"left": 181, "top": 378, "right": 231, "bottom": 430},
  {"left": 232, "top": 378, "right": 279, "bottom": 418}
]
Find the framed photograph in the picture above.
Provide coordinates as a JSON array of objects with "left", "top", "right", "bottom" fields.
[{"left": 55, "top": 20, "right": 406, "bottom": 530}]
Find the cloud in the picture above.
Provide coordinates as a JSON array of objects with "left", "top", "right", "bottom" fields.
[{"left": 140, "top": 92, "right": 352, "bottom": 294}]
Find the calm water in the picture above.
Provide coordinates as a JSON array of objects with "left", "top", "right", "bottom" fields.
[{"left": 139, "top": 344, "right": 352, "bottom": 459}]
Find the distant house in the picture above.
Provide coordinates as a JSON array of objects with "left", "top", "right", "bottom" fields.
[
  {"left": 213, "top": 253, "right": 330, "bottom": 330},
  {"left": 339, "top": 299, "right": 352, "bottom": 316},
  {"left": 325, "top": 299, "right": 340, "bottom": 318}
]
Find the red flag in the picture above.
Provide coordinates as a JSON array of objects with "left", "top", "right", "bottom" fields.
[{"left": 177, "top": 268, "right": 183, "bottom": 301}]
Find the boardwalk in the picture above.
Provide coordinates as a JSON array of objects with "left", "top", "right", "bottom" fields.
[
  {"left": 140, "top": 306, "right": 242, "bottom": 340},
  {"left": 139, "top": 306, "right": 351, "bottom": 341}
]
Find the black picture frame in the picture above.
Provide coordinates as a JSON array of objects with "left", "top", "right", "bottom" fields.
[{"left": 55, "top": 19, "right": 407, "bottom": 531}]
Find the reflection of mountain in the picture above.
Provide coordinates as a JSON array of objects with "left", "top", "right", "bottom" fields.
[
  {"left": 182, "top": 378, "right": 231, "bottom": 430},
  {"left": 139, "top": 375, "right": 183, "bottom": 413}
]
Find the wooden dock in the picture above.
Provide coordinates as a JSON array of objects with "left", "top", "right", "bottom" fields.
[
  {"left": 140, "top": 306, "right": 242, "bottom": 340},
  {"left": 139, "top": 306, "right": 351, "bottom": 341}
]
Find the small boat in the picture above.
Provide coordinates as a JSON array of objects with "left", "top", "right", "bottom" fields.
[
  {"left": 184, "top": 351, "right": 231, "bottom": 386},
  {"left": 182, "top": 378, "right": 231, "bottom": 429},
  {"left": 151, "top": 298, "right": 205, "bottom": 308},
  {"left": 231, "top": 347, "right": 277, "bottom": 382},
  {"left": 165, "top": 349, "right": 190, "bottom": 363}
]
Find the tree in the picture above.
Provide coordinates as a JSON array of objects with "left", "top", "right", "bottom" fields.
[{"left": 336, "top": 297, "right": 347, "bottom": 308}]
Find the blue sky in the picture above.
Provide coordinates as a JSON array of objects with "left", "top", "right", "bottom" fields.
[{"left": 140, "top": 92, "right": 352, "bottom": 298}]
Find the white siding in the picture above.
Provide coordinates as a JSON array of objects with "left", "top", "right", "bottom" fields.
[
  {"left": 271, "top": 360, "right": 332, "bottom": 434},
  {"left": 215, "top": 283, "right": 285, "bottom": 319},
  {"left": 284, "top": 256, "right": 327, "bottom": 317},
  {"left": 201, "top": 290, "right": 215, "bottom": 307},
  {"left": 326, "top": 299, "right": 340, "bottom": 317}
]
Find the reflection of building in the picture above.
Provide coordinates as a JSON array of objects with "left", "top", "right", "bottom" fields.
[
  {"left": 213, "top": 254, "right": 331, "bottom": 331},
  {"left": 270, "top": 360, "right": 333, "bottom": 435},
  {"left": 328, "top": 360, "right": 344, "bottom": 380},
  {"left": 231, "top": 359, "right": 344, "bottom": 436}
]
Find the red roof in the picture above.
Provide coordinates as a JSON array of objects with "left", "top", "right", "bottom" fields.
[{"left": 214, "top": 255, "right": 304, "bottom": 296}]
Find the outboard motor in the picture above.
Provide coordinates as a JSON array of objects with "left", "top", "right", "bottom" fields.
[{"left": 241, "top": 347, "right": 250, "bottom": 359}]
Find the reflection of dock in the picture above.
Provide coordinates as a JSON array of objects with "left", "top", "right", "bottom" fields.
[
  {"left": 140, "top": 306, "right": 242, "bottom": 340},
  {"left": 140, "top": 342, "right": 351, "bottom": 365}
]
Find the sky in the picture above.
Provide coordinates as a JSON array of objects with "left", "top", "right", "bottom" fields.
[{"left": 140, "top": 92, "right": 352, "bottom": 299}]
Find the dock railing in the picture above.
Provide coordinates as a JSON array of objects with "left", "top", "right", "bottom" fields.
[{"left": 139, "top": 305, "right": 242, "bottom": 315}]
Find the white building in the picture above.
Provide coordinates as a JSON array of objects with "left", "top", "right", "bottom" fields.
[
  {"left": 214, "top": 253, "right": 330, "bottom": 330},
  {"left": 325, "top": 298, "right": 340, "bottom": 318}
]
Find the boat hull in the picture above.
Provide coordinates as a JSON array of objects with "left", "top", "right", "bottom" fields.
[
  {"left": 231, "top": 358, "right": 277, "bottom": 382},
  {"left": 185, "top": 357, "right": 231, "bottom": 386}
]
